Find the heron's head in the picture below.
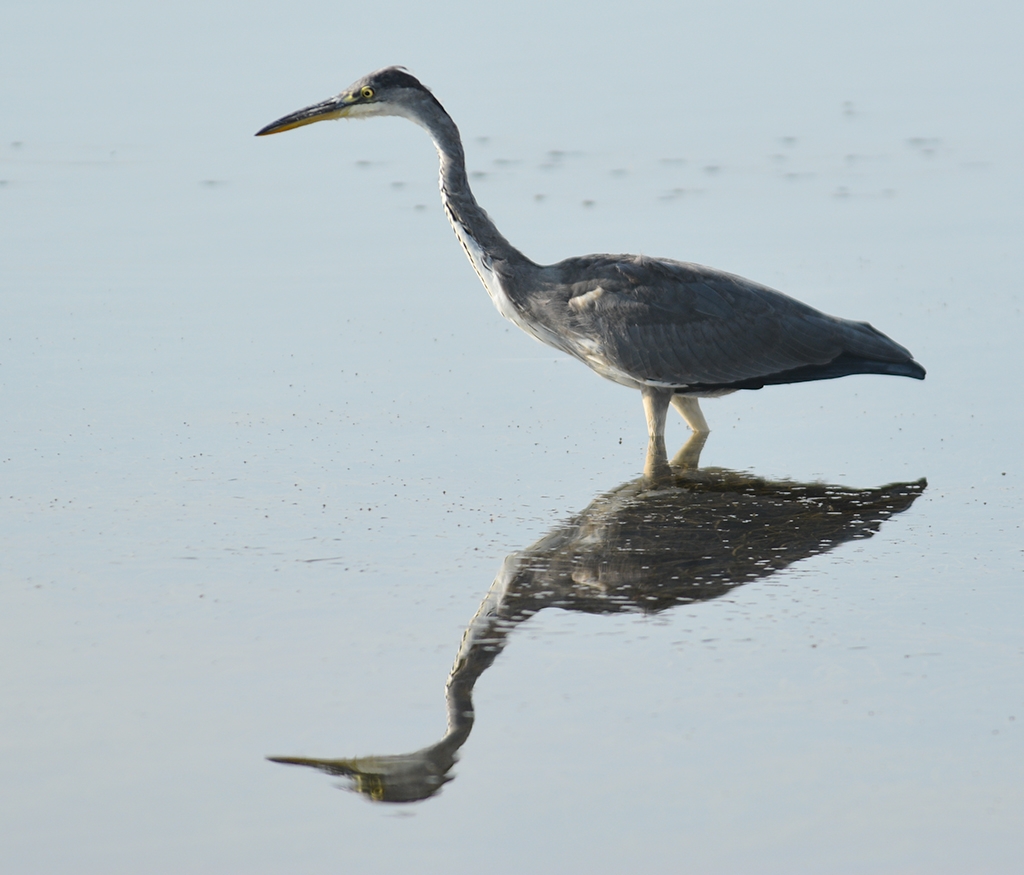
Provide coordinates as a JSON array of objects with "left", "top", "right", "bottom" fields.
[{"left": 256, "top": 67, "right": 441, "bottom": 136}]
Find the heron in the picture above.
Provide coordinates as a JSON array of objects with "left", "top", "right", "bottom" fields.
[{"left": 257, "top": 67, "right": 925, "bottom": 453}]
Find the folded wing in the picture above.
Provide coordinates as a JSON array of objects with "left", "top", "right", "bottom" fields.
[{"left": 553, "top": 256, "right": 924, "bottom": 391}]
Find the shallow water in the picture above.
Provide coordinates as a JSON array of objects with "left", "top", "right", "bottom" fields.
[{"left": 2, "top": 1, "right": 1023, "bottom": 872}]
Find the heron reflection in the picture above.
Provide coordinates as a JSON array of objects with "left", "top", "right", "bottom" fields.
[{"left": 269, "top": 456, "right": 924, "bottom": 802}]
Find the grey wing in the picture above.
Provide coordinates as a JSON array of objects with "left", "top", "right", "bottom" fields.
[{"left": 562, "top": 258, "right": 922, "bottom": 390}]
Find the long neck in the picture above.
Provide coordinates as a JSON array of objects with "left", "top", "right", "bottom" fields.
[{"left": 415, "top": 101, "right": 535, "bottom": 271}]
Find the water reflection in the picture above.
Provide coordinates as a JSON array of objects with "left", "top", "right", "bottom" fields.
[{"left": 269, "top": 455, "right": 924, "bottom": 803}]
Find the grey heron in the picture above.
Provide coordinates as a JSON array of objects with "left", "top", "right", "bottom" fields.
[{"left": 257, "top": 68, "right": 925, "bottom": 450}]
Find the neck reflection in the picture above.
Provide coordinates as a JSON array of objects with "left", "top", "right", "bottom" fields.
[{"left": 269, "top": 458, "right": 925, "bottom": 803}]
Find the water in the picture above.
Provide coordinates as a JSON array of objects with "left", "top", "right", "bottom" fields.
[{"left": 2, "top": 1, "right": 1022, "bottom": 872}]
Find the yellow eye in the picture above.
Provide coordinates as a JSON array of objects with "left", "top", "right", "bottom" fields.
[{"left": 360, "top": 86, "right": 374, "bottom": 99}]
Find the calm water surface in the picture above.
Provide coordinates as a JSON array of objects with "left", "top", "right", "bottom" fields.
[{"left": 2, "top": 1, "right": 1022, "bottom": 872}]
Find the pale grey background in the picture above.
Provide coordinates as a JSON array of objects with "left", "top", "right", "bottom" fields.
[{"left": 2, "top": 0, "right": 1022, "bottom": 872}]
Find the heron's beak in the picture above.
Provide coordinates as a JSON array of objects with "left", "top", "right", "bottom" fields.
[{"left": 255, "top": 93, "right": 356, "bottom": 136}]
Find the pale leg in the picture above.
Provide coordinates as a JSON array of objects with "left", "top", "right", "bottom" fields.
[
  {"left": 671, "top": 395, "right": 710, "bottom": 434},
  {"left": 641, "top": 388, "right": 673, "bottom": 481},
  {"left": 642, "top": 387, "right": 673, "bottom": 440}
]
